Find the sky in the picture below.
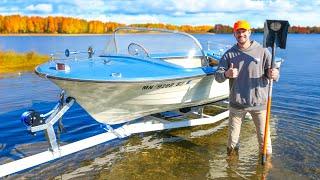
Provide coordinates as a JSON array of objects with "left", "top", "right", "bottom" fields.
[{"left": 0, "top": 0, "right": 319, "bottom": 28}]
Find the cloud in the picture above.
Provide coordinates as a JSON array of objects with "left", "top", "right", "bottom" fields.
[
  {"left": 73, "top": 0, "right": 105, "bottom": 10},
  {"left": 76, "top": 14, "right": 161, "bottom": 25},
  {"left": 26, "top": 3, "right": 53, "bottom": 13},
  {"left": 100, "top": 0, "right": 265, "bottom": 15},
  {"left": 172, "top": 0, "right": 264, "bottom": 13},
  {"left": 0, "top": 0, "right": 319, "bottom": 27}
]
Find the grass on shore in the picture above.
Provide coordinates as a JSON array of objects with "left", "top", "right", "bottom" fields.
[{"left": 0, "top": 51, "right": 49, "bottom": 73}]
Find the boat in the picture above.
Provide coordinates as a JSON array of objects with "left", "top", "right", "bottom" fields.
[
  {"left": 35, "top": 27, "right": 229, "bottom": 125},
  {"left": 1, "top": 27, "right": 231, "bottom": 177}
]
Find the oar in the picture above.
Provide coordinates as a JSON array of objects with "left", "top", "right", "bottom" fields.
[{"left": 262, "top": 20, "right": 289, "bottom": 165}]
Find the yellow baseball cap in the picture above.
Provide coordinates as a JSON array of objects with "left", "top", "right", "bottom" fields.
[{"left": 233, "top": 20, "right": 251, "bottom": 31}]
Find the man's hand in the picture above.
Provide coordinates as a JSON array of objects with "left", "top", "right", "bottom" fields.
[
  {"left": 268, "top": 68, "right": 279, "bottom": 80},
  {"left": 225, "top": 63, "right": 238, "bottom": 78}
]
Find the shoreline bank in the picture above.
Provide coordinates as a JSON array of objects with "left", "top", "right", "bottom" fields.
[{"left": 0, "top": 51, "right": 49, "bottom": 73}]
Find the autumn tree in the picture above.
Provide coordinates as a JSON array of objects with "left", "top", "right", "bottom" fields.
[
  {"left": 180, "top": 25, "right": 194, "bottom": 33},
  {"left": 88, "top": 20, "right": 105, "bottom": 33},
  {"left": 47, "top": 16, "right": 58, "bottom": 33},
  {"left": 3, "top": 15, "right": 21, "bottom": 33},
  {"left": 0, "top": 15, "right": 4, "bottom": 32},
  {"left": 165, "top": 24, "right": 178, "bottom": 31},
  {"left": 0, "top": 15, "right": 319, "bottom": 34}
]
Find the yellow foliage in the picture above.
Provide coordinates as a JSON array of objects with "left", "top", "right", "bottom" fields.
[
  {"left": 0, "top": 51, "right": 49, "bottom": 73},
  {"left": 0, "top": 15, "right": 215, "bottom": 34}
]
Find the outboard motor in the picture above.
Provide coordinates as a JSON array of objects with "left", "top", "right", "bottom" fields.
[{"left": 21, "top": 110, "right": 45, "bottom": 128}]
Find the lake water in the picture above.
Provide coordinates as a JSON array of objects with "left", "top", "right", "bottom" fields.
[{"left": 0, "top": 34, "right": 319, "bottom": 179}]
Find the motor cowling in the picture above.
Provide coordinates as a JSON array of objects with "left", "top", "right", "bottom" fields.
[{"left": 21, "top": 110, "right": 45, "bottom": 128}]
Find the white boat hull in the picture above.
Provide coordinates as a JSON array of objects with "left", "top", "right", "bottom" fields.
[{"left": 51, "top": 74, "right": 228, "bottom": 125}]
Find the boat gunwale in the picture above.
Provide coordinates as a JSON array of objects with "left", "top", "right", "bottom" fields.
[{"left": 34, "top": 69, "right": 215, "bottom": 83}]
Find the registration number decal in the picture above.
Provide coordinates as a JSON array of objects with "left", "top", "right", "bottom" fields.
[{"left": 142, "top": 80, "right": 192, "bottom": 90}]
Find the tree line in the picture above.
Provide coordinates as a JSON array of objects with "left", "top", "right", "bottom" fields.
[{"left": 0, "top": 15, "right": 319, "bottom": 34}]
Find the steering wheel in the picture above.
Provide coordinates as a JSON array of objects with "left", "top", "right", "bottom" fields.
[{"left": 128, "top": 42, "right": 150, "bottom": 58}]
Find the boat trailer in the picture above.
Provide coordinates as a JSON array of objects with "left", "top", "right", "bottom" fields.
[{"left": 0, "top": 91, "right": 229, "bottom": 177}]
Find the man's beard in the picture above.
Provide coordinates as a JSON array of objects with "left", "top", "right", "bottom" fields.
[{"left": 237, "top": 37, "right": 248, "bottom": 45}]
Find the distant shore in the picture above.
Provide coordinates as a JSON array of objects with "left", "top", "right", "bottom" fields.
[
  {"left": 0, "top": 33, "right": 112, "bottom": 36},
  {"left": 0, "top": 32, "right": 216, "bottom": 36},
  {"left": 0, "top": 32, "right": 316, "bottom": 37},
  {"left": 1, "top": 15, "right": 319, "bottom": 35}
]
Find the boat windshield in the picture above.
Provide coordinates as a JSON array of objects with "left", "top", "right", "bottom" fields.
[{"left": 105, "top": 27, "right": 204, "bottom": 60}]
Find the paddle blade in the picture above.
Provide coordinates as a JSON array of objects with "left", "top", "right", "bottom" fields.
[{"left": 263, "top": 20, "right": 290, "bottom": 49}]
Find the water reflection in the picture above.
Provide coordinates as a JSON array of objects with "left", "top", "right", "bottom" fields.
[{"left": 51, "top": 116, "right": 279, "bottom": 179}]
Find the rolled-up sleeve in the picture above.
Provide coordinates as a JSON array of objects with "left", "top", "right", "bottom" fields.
[{"left": 215, "top": 54, "right": 229, "bottom": 83}]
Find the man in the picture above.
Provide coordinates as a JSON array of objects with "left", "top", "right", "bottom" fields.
[{"left": 215, "top": 20, "right": 279, "bottom": 156}]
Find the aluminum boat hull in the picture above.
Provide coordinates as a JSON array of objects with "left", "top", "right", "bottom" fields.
[{"left": 50, "top": 75, "right": 228, "bottom": 124}]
